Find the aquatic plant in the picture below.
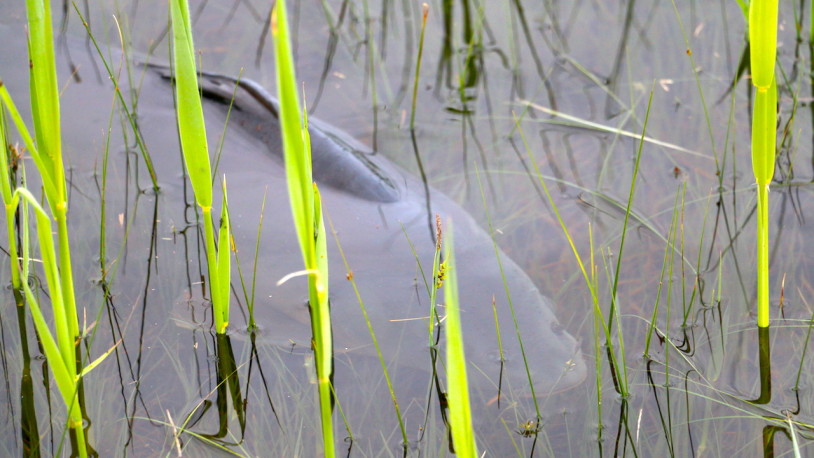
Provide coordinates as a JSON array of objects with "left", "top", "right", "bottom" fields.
[
  {"left": 0, "top": 1, "right": 93, "bottom": 454},
  {"left": 442, "top": 220, "right": 478, "bottom": 457},
  {"left": 11, "top": 189, "right": 117, "bottom": 458},
  {"left": 169, "top": 0, "right": 232, "bottom": 334},
  {"left": 272, "top": 0, "right": 335, "bottom": 455},
  {"left": 749, "top": 0, "right": 778, "bottom": 328}
]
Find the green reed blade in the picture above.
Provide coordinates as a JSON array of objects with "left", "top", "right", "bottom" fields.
[
  {"left": 752, "top": 79, "right": 777, "bottom": 186},
  {"left": 22, "top": 0, "right": 79, "bottom": 343},
  {"left": 25, "top": 0, "right": 64, "bottom": 205},
  {"left": 312, "top": 183, "right": 336, "bottom": 447},
  {"left": 273, "top": 3, "right": 315, "bottom": 270},
  {"left": 217, "top": 177, "right": 232, "bottom": 330},
  {"left": 443, "top": 221, "right": 478, "bottom": 458},
  {"left": 752, "top": 63, "right": 777, "bottom": 329},
  {"left": 312, "top": 183, "right": 331, "bottom": 375},
  {"left": 749, "top": 0, "right": 779, "bottom": 89},
  {"left": 169, "top": 0, "right": 212, "bottom": 209},
  {"left": 272, "top": 1, "right": 335, "bottom": 454},
  {"left": 170, "top": 0, "right": 232, "bottom": 333}
]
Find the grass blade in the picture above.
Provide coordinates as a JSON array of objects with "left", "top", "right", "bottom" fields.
[
  {"left": 272, "top": 1, "right": 335, "bottom": 454},
  {"left": 170, "top": 0, "right": 231, "bottom": 333},
  {"left": 443, "top": 220, "right": 478, "bottom": 457}
]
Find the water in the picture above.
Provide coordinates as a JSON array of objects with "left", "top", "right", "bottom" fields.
[{"left": 2, "top": 0, "right": 814, "bottom": 456}]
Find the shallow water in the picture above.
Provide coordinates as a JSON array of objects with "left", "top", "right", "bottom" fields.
[{"left": 2, "top": 0, "right": 814, "bottom": 456}]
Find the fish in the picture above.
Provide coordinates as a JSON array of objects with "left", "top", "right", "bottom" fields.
[
  {"left": 0, "top": 23, "right": 585, "bottom": 402},
  {"left": 150, "top": 66, "right": 588, "bottom": 396}
]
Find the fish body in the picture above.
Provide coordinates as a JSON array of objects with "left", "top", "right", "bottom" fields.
[
  {"left": 0, "top": 21, "right": 584, "bottom": 401},
  {"left": 161, "top": 67, "right": 587, "bottom": 394}
]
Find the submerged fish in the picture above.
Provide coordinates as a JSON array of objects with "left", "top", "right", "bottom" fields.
[
  {"left": 151, "top": 67, "right": 588, "bottom": 395},
  {"left": 0, "top": 22, "right": 585, "bottom": 401}
]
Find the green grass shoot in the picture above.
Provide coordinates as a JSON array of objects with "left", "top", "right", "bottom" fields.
[
  {"left": 169, "top": 0, "right": 231, "bottom": 334},
  {"left": 272, "top": 1, "right": 335, "bottom": 455},
  {"left": 749, "top": 0, "right": 778, "bottom": 328},
  {"left": 442, "top": 220, "right": 478, "bottom": 457}
]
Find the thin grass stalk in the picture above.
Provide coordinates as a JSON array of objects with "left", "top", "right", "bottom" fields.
[
  {"left": 644, "top": 184, "right": 683, "bottom": 358},
  {"left": 328, "top": 217, "right": 408, "bottom": 447},
  {"left": 474, "top": 165, "right": 539, "bottom": 413},
  {"left": 607, "top": 87, "right": 653, "bottom": 337},
  {"left": 683, "top": 193, "right": 714, "bottom": 327},
  {"left": 589, "top": 224, "right": 604, "bottom": 446},
  {"left": 234, "top": 190, "right": 267, "bottom": 331},
  {"left": 361, "top": 0, "right": 379, "bottom": 150},
  {"left": 668, "top": 0, "right": 720, "bottom": 169},
  {"left": 442, "top": 221, "right": 478, "bottom": 457},
  {"left": 513, "top": 113, "right": 621, "bottom": 400},
  {"left": 429, "top": 216, "right": 443, "bottom": 344},
  {"left": 794, "top": 308, "right": 814, "bottom": 391},
  {"left": 73, "top": 5, "right": 159, "bottom": 190},
  {"left": 169, "top": 0, "right": 231, "bottom": 333},
  {"left": 410, "top": 3, "right": 430, "bottom": 130},
  {"left": 272, "top": 1, "right": 335, "bottom": 455}
]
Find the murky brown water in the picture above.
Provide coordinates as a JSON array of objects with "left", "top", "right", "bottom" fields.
[{"left": 2, "top": 0, "right": 814, "bottom": 456}]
